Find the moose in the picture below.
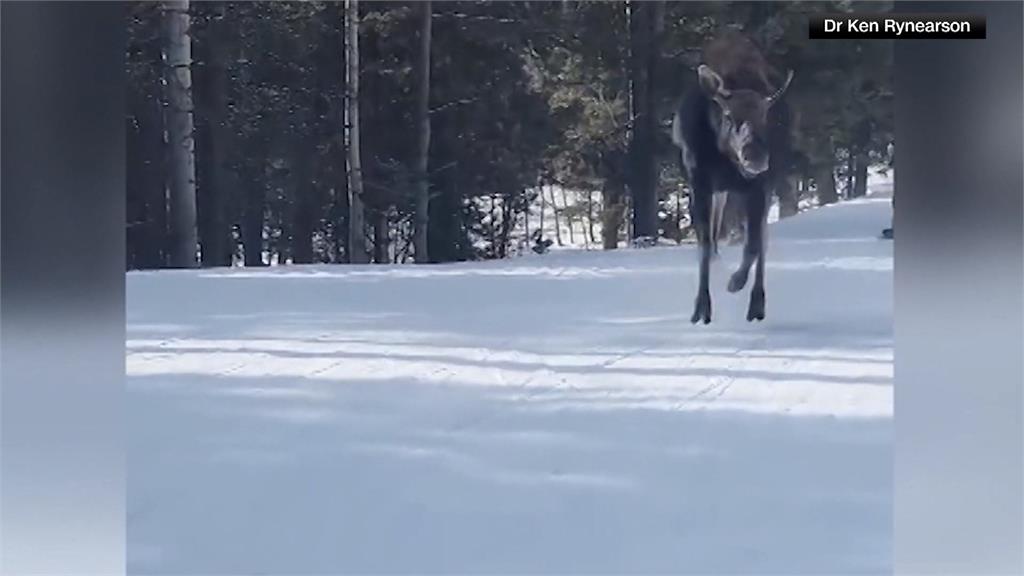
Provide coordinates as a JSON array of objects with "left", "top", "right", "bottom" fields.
[{"left": 671, "top": 30, "right": 796, "bottom": 324}]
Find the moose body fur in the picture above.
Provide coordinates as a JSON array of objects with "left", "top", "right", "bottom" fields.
[{"left": 672, "top": 31, "right": 796, "bottom": 324}]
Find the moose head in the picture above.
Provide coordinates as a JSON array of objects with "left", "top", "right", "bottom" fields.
[{"left": 697, "top": 64, "right": 794, "bottom": 179}]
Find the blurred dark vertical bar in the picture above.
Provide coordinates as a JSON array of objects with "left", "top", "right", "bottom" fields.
[
  {"left": 1, "top": 1, "right": 127, "bottom": 574},
  {"left": 894, "top": 1, "right": 1023, "bottom": 574}
]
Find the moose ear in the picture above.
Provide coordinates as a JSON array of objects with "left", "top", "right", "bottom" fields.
[{"left": 697, "top": 65, "right": 729, "bottom": 97}]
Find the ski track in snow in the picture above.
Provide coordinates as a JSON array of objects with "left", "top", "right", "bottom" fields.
[{"left": 127, "top": 191, "right": 894, "bottom": 574}]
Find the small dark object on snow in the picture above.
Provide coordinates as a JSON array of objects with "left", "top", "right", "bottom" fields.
[
  {"left": 531, "top": 230, "right": 553, "bottom": 254},
  {"left": 881, "top": 228, "right": 893, "bottom": 239},
  {"left": 632, "top": 236, "right": 658, "bottom": 249}
]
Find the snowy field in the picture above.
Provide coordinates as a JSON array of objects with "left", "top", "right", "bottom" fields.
[{"left": 128, "top": 185, "right": 894, "bottom": 574}]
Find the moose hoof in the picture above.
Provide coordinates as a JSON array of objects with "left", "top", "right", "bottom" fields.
[
  {"left": 691, "top": 291, "right": 712, "bottom": 325},
  {"left": 746, "top": 289, "right": 765, "bottom": 322},
  {"left": 728, "top": 270, "right": 749, "bottom": 293}
]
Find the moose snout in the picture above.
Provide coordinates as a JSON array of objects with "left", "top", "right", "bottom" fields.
[
  {"left": 742, "top": 142, "right": 767, "bottom": 164},
  {"left": 740, "top": 143, "right": 769, "bottom": 175}
]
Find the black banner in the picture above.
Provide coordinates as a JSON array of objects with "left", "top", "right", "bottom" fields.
[{"left": 809, "top": 13, "right": 986, "bottom": 39}]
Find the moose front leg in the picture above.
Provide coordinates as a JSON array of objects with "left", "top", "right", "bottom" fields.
[
  {"left": 747, "top": 243, "right": 766, "bottom": 321},
  {"left": 727, "top": 187, "right": 765, "bottom": 295},
  {"left": 710, "top": 190, "right": 727, "bottom": 259},
  {"left": 690, "top": 178, "right": 714, "bottom": 324},
  {"left": 732, "top": 188, "right": 768, "bottom": 321}
]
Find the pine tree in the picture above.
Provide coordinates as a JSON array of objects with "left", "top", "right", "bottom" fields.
[{"left": 162, "top": 0, "right": 199, "bottom": 268}]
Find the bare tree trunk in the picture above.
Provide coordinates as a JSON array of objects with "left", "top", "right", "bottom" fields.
[
  {"left": 587, "top": 190, "right": 597, "bottom": 245},
  {"left": 672, "top": 190, "right": 682, "bottom": 243},
  {"left": 412, "top": 0, "right": 432, "bottom": 263},
  {"left": 162, "top": 0, "right": 198, "bottom": 268},
  {"left": 845, "top": 152, "right": 855, "bottom": 199},
  {"left": 549, "top": 185, "right": 563, "bottom": 246},
  {"left": 489, "top": 194, "right": 498, "bottom": 255},
  {"left": 290, "top": 144, "right": 318, "bottom": 264},
  {"left": 624, "top": 194, "right": 633, "bottom": 245},
  {"left": 333, "top": 178, "right": 349, "bottom": 263},
  {"left": 316, "top": 1, "right": 347, "bottom": 264},
  {"left": 193, "top": 1, "right": 232, "bottom": 268},
  {"left": 277, "top": 210, "right": 291, "bottom": 265},
  {"left": 562, "top": 188, "right": 575, "bottom": 245},
  {"left": 524, "top": 198, "right": 530, "bottom": 243},
  {"left": 816, "top": 163, "right": 839, "bottom": 206},
  {"left": 345, "top": 0, "right": 369, "bottom": 264},
  {"left": 242, "top": 172, "right": 265, "bottom": 267},
  {"left": 538, "top": 187, "right": 545, "bottom": 232},
  {"left": 393, "top": 224, "right": 409, "bottom": 264},
  {"left": 853, "top": 152, "right": 869, "bottom": 198},
  {"left": 626, "top": 0, "right": 664, "bottom": 242},
  {"left": 601, "top": 182, "right": 625, "bottom": 250},
  {"left": 499, "top": 194, "right": 514, "bottom": 258},
  {"left": 128, "top": 89, "right": 168, "bottom": 269},
  {"left": 777, "top": 175, "right": 799, "bottom": 218},
  {"left": 292, "top": 194, "right": 316, "bottom": 264},
  {"left": 579, "top": 193, "right": 590, "bottom": 249},
  {"left": 372, "top": 208, "right": 389, "bottom": 263}
]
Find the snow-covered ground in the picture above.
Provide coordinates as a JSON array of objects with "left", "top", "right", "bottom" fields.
[{"left": 127, "top": 184, "right": 894, "bottom": 574}]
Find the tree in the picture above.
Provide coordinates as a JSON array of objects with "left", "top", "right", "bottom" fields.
[
  {"left": 126, "top": 1, "right": 894, "bottom": 269},
  {"left": 627, "top": 0, "right": 665, "bottom": 243},
  {"left": 127, "top": 2, "right": 168, "bottom": 270},
  {"left": 162, "top": 0, "right": 199, "bottom": 268},
  {"left": 412, "top": 0, "right": 433, "bottom": 263},
  {"left": 192, "top": 1, "right": 233, "bottom": 267},
  {"left": 345, "top": 0, "right": 369, "bottom": 264},
  {"left": 815, "top": 140, "right": 840, "bottom": 206},
  {"left": 761, "top": 1, "right": 893, "bottom": 209}
]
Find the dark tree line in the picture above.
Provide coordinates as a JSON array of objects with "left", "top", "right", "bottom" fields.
[{"left": 126, "top": 0, "right": 893, "bottom": 270}]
